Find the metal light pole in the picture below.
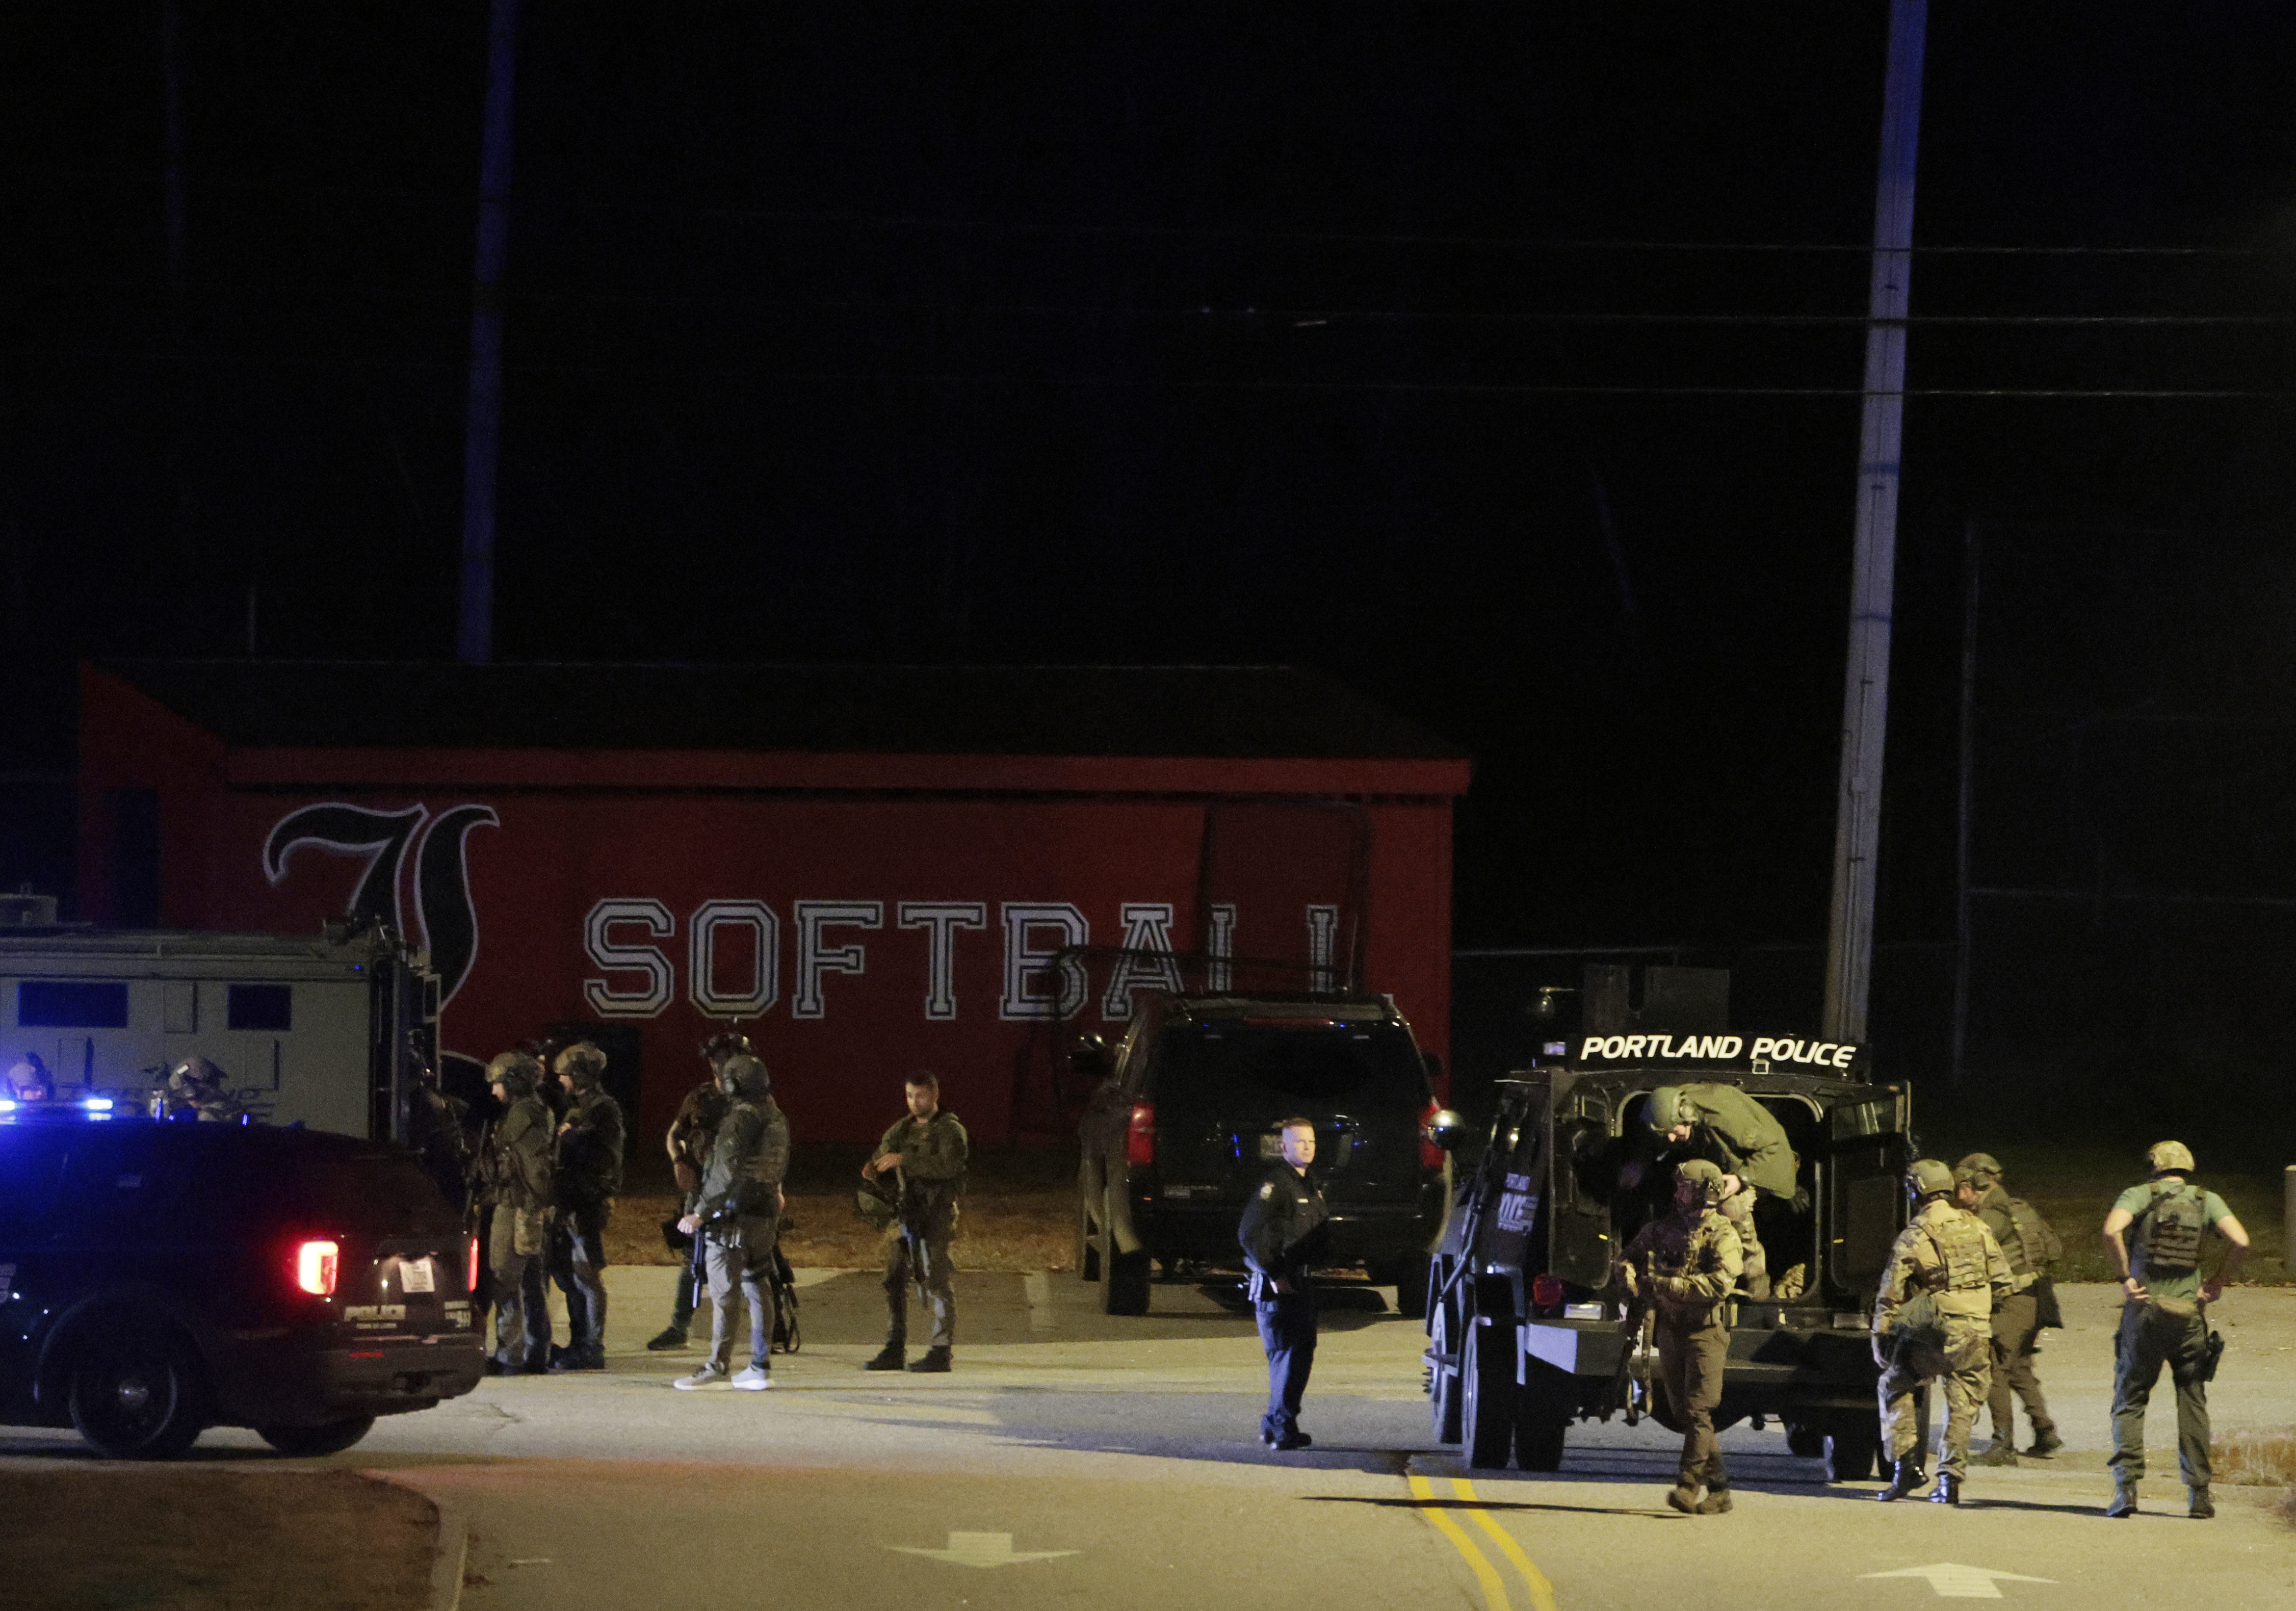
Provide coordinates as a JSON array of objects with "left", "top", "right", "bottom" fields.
[
  {"left": 457, "top": 0, "right": 519, "bottom": 666},
  {"left": 1822, "top": 0, "right": 1928, "bottom": 1045}
]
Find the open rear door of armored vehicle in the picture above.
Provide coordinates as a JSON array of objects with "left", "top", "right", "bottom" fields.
[{"left": 1821, "top": 1082, "right": 1911, "bottom": 1306}]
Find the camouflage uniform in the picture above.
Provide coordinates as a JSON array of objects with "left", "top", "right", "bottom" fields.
[
  {"left": 483, "top": 1077, "right": 557, "bottom": 1370},
  {"left": 690, "top": 1063, "right": 791, "bottom": 1380},
  {"left": 1966, "top": 1171, "right": 2057, "bottom": 1456},
  {"left": 874, "top": 1108, "right": 970, "bottom": 1356},
  {"left": 1873, "top": 1196, "right": 2013, "bottom": 1487},
  {"left": 1623, "top": 1162, "right": 1744, "bottom": 1509},
  {"left": 1650, "top": 1083, "right": 1798, "bottom": 1299}
]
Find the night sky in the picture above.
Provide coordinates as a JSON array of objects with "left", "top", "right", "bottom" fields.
[{"left": 6, "top": 3, "right": 2295, "bottom": 965}]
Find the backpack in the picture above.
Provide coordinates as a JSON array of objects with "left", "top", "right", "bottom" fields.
[
  {"left": 2138, "top": 1181, "right": 2208, "bottom": 1271},
  {"left": 2006, "top": 1196, "right": 2062, "bottom": 1271}
]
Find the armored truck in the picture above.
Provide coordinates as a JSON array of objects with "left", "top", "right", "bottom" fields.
[
  {"left": 0, "top": 923, "right": 438, "bottom": 1142},
  {"left": 1423, "top": 1035, "right": 1912, "bottom": 1479}
]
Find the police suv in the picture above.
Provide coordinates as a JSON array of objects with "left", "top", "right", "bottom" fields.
[
  {"left": 1423, "top": 1035, "right": 1911, "bottom": 1478},
  {"left": 0, "top": 1103, "right": 483, "bottom": 1458}
]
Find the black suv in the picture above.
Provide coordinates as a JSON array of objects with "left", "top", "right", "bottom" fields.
[
  {"left": 0, "top": 1109, "right": 484, "bottom": 1458},
  {"left": 1075, "top": 993, "right": 1453, "bottom": 1315},
  {"left": 1423, "top": 1043, "right": 1911, "bottom": 1477}
]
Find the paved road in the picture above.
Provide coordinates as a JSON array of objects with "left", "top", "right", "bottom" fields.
[{"left": 5, "top": 1271, "right": 2291, "bottom": 1609}]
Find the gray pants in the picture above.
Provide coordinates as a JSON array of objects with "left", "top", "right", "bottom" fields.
[
  {"left": 885, "top": 1230, "right": 955, "bottom": 1349},
  {"left": 2110, "top": 1300, "right": 2212, "bottom": 1490},
  {"left": 705, "top": 1214, "right": 780, "bottom": 1373},
  {"left": 551, "top": 1200, "right": 611, "bottom": 1355}
]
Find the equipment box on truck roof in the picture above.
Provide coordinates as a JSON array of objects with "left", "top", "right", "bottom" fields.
[{"left": 1423, "top": 1034, "right": 1912, "bottom": 1478}]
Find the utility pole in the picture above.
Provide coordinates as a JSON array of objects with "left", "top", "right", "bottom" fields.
[
  {"left": 1822, "top": 0, "right": 1928, "bottom": 1045},
  {"left": 457, "top": 0, "right": 519, "bottom": 666}
]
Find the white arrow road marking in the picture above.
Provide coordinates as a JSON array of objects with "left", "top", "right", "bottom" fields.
[
  {"left": 1861, "top": 1563, "right": 2058, "bottom": 1600},
  {"left": 888, "top": 1532, "right": 1081, "bottom": 1569}
]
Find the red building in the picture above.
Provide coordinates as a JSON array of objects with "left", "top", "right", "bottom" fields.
[{"left": 77, "top": 661, "right": 1467, "bottom": 1149}]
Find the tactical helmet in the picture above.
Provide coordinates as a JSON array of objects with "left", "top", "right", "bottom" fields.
[
  {"left": 487, "top": 1050, "right": 543, "bottom": 1096},
  {"left": 1956, "top": 1152, "right": 2002, "bottom": 1181},
  {"left": 1951, "top": 1166, "right": 1980, "bottom": 1193},
  {"left": 554, "top": 1041, "right": 608, "bottom": 1088},
  {"left": 169, "top": 1056, "right": 226, "bottom": 1092},
  {"left": 717, "top": 1053, "right": 772, "bottom": 1101},
  {"left": 1906, "top": 1158, "right": 1954, "bottom": 1200},
  {"left": 2147, "top": 1140, "right": 2196, "bottom": 1176},
  {"left": 1676, "top": 1159, "right": 1728, "bottom": 1205},
  {"left": 701, "top": 1030, "right": 754, "bottom": 1067},
  {"left": 1643, "top": 1086, "right": 1691, "bottom": 1139},
  {"left": 5, "top": 1054, "right": 52, "bottom": 1098}
]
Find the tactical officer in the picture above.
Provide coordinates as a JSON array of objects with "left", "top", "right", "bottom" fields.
[
  {"left": 5, "top": 1053, "right": 54, "bottom": 1102},
  {"left": 547, "top": 1042, "right": 623, "bottom": 1371},
  {"left": 1872, "top": 1158, "right": 2013, "bottom": 1504},
  {"left": 864, "top": 1072, "right": 970, "bottom": 1373},
  {"left": 2101, "top": 1141, "right": 2249, "bottom": 1519},
  {"left": 164, "top": 1056, "right": 246, "bottom": 1123},
  {"left": 673, "top": 1054, "right": 790, "bottom": 1391},
  {"left": 1238, "top": 1117, "right": 1329, "bottom": 1450},
  {"left": 1641, "top": 1084, "right": 1802, "bottom": 1298},
  {"left": 1954, "top": 1155, "right": 2061, "bottom": 1465},
  {"left": 1620, "top": 1159, "right": 1744, "bottom": 1513},
  {"left": 648, "top": 1076, "right": 732, "bottom": 1350},
  {"left": 480, "top": 1051, "right": 556, "bottom": 1374},
  {"left": 407, "top": 1052, "right": 474, "bottom": 1216}
]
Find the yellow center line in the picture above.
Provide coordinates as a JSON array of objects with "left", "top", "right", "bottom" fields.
[
  {"left": 1452, "top": 1477, "right": 1559, "bottom": 1611},
  {"left": 1407, "top": 1473, "right": 1511, "bottom": 1611}
]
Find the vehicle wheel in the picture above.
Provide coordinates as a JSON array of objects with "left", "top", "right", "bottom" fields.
[
  {"left": 1428, "top": 1297, "right": 1464, "bottom": 1444},
  {"left": 1100, "top": 1188, "right": 1150, "bottom": 1316},
  {"left": 1513, "top": 1358, "right": 1573, "bottom": 1472},
  {"left": 66, "top": 1324, "right": 206, "bottom": 1460},
  {"left": 257, "top": 1415, "right": 376, "bottom": 1458},
  {"left": 1459, "top": 1313, "right": 1517, "bottom": 1470},
  {"left": 1823, "top": 1417, "right": 1880, "bottom": 1483},
  {"left": 1379, "top": 1256, "right": 1430, "bottom": 1319},
  {"left": 1785, "top": 1422, "right": 1825, "bottom": 1459},
  {"left": 1075, "top": 1173, "right": 1102, "bottom": 1282}
]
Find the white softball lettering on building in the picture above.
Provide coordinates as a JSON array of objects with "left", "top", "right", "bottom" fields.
[
  {"left": 688, "top": 899, "right": 780, "bottom": 1018},
  {"left": 1101, "top": 902, "right": 1186, "bottom": 1021},
  {"left": 1206, "top": 903, "right": 1237, "bottom": 992},
  {"left": 793, "top": 901, "right": 882, "bottom": 1019},
  {"left": 1000, "top": 902, "right": 1089, "bottom": 1021},
  {"left": 898, "top": 902, "right": 987, "bottom": 1021},
  {"left": 584, "top": 898, "right": 676, "bottom": 1018}
]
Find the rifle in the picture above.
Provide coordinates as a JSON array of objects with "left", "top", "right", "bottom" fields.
[{"left": 1610, "top": 1255, "right": 1652, "bottom": 1425}]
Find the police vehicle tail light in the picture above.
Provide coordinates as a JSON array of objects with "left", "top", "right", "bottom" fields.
[
  {"left": 1530, "top": 1272, "right": 1566, "bottom": 1314},
  {"left": 0, "top": 1099, "right": 15, "bottom": 1115},
  {"left": 465, "top": 1235, "right": 481, "bottom": 1297},
  {"left": 295, "top": 1239, "right": 340, "bottom": 1297},
  {"left": 1124, "top": 1103, "right": 1156, "bottom": 1167},
  {"left": 1418, "top": 1098, "right": 1444, "bottom": 1168}
]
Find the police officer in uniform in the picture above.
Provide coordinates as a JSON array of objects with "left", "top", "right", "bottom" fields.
[
  {"left": 480, "top": 1051, "right": 556, "bottom": 1374},
  {"left": 1871, "top": 1158, "right": 2013, "bottom": 1504},
  {"left": 1954, "top": 1155, "right": 2059, "bottom": 1465},
  {"left": 648, "top": 1075, "right": 732, "bottom": 1350},
  {"left": 864, "top": 1072, "right": 970, "bottom": 1373},
  {"left": 2101, "top": 1141, "right": 2249, "bottom": 1518},
  {"left": 547, "top": 1042, "right": 623, "bottom": 1371},
  {"left": 1642, "top": 1084, "right": 1802, "bottom": 1298},
  {"left": 1620, "top": 1159, "right": 1744, "bottom": 1513},
  {"left": 1238, "top": 1117, "right": 1329, "bottom": 1450},
  {"left": 673, "top": 1054, "right": 789, "bottom": 1390},
  {"left": 164, "top": 1056, "right": 246, "bottom": 1123}
]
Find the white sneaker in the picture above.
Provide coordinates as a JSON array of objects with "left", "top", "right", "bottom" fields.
[
  {"left": 673, "top": 1365, "right": 728, "bottom": 1391},
  {"left": 731, "top": 1365, "right": 773, "bottom": 1391}
]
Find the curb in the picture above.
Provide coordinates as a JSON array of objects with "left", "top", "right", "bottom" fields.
[{"left": 371, "top": 1474, "right": 468, "bottom": 1611}]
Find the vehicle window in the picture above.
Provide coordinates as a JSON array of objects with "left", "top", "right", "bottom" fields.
[
  {"left": 0, "top": 1132, "right": 65, "bottom": 1236},
  {"left": 1154, "top": 1023, "right": 1428, "bottom": 1109},
  {"left": 17, "top": 981, "right": 129, "bottom": 1029},
  {"left": 57, "top": 1129, "right": 192, "bottom": 1236},
  {"left": 227, "top": 983, "right": 293, "bottom": 1032},
  {"left": 294, "top": 1151, "right": 458, "bottom": 1235}
]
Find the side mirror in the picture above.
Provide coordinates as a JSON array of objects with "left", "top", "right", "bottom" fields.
[{"left": 1426, "top": 1108, "right": 1468, "bottom": 1152}]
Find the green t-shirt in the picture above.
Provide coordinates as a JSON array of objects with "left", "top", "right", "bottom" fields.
[{"left": 2114, "top": 1179, "right": 2230, "bottom": 1302}]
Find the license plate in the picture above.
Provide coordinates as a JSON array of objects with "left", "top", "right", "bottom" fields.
[{"left": 401, "top": 1258, "right": 436, "bottom": 1294}]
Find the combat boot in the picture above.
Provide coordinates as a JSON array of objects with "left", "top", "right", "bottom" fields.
[
  {"left": 2022, "top": 1425, "right": 2063, "bottom": 1459},
  {"left": 864, "top": 1339, "right": 906, "bottom": 1371},
  {"left": 2188, "top": 1486, "right": 2214, "bottom": 1519},
  {"left": 1973, "top": 1439, "right": 2018, "bottom": 1468},
  {"left": 1695, "top": 1484, "right": 1733, "bottom": 1515},
  {"left": 1928, "top": 1473, "right": 1961, "bottom": 1506},
  {"left": 1664, "top": 1482, "right": 1703, "bottom": 1514},
  {"left": 644, "top": 1326, "right": 689, "bottom": 1352},
  {"left": 908, "top": 1346, "right": 953, "bottom": 1373},
  {"left": 2105, "top": 1479, "right": 2140, "bottom": 1517},
  {"left": 1876, "top": 1457, "right": 1927, "bottom": 1501}
]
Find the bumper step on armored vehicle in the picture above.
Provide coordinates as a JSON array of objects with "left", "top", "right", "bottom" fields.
[{"left": 1423, "top": 1034, "right": 1912, "bottom": 1479}]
